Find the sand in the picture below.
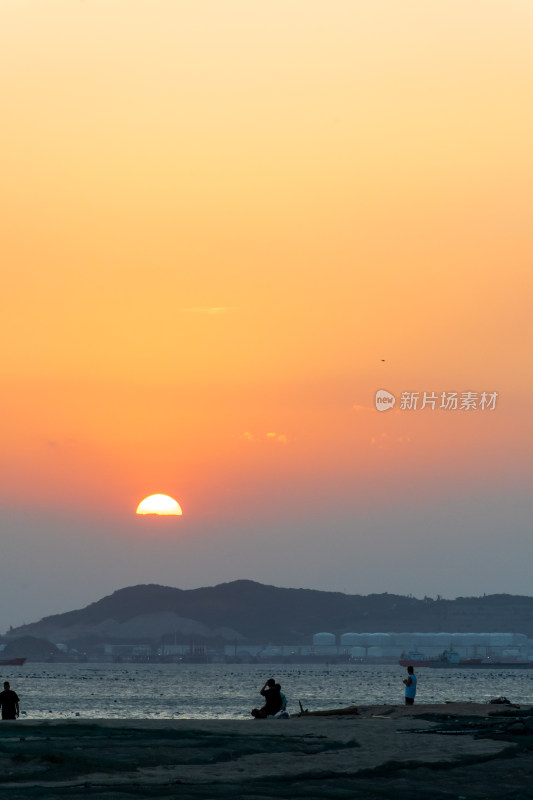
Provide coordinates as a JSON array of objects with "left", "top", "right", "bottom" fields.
[{"left": 1, "top": 704, "right": 532, "bottom": 799}]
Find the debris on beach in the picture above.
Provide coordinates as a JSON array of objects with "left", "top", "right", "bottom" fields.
[
  {"left": 297, "top": 700, "right": 359, "bottom": 716},
  {"left": 400, "top": 707, "right": 533, "bottom": 739},
  {"left": 489, "top": 696, "right": 518, "bottom": 706}
]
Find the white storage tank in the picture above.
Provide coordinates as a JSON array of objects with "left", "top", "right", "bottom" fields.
[
  {"left": 350, "top": 646, "right": 367, "bottom": 658},
  {"left": 389, "top": 633, "right": 408, "bottom": 647},
  {"left": 449, "top": 633, "right": 470, "bottom": 646},
  {"left": 340, "top": 633, "right": 367, "bottom": 646},
  {"left": 471, "top": 634, "right": 491, "bottom": 646},
  {"left": 367, "top": 633, "right": 390, "bottom": 646},
  {"left": 313, "top": 632, "right": 337, "bottom": 646},
  {"left": 367, "top": 646, "right": 383, "bottom": 658},
  {"left": 314, "top": 646, "right": 339, "bottom": 656},
  {"left": 400, "top": 633, "right": 428, "bottom": 649},
  {"left": 413, "top": 634, "right": 440, "bottom": 647},
  {"left": 489, "top": 633, "right": 514, "bottom": 647}
]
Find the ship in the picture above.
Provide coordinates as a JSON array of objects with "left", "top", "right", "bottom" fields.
[
  {"left": 399, "top": 650, "right": 533, "bottom": 668},
  {"left": 0, "top": 657, "right": 27, "bottom": 666},
  {"left": 398, "top": 650, "right": 437, "bottom": 668}
]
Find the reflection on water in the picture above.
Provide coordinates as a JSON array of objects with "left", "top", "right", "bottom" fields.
[{"left": 1, "top": 663, "right": 531, "bottom": 720}]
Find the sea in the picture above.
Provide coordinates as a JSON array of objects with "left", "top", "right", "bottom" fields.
[{"left": 2, "top": 663, "right": 532, "bottom": 720}]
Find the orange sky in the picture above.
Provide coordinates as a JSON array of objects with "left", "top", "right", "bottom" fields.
[{"left": 1, "top": 1, "right": 532, "bottom": 627}]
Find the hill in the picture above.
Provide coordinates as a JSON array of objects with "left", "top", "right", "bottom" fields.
[{"left": 5, "top": 581, "right": 533, "bottom": 648}]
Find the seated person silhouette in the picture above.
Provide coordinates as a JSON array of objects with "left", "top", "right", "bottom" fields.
[{"left": 251, "top": 678, "right": 282, "bottom": 718}]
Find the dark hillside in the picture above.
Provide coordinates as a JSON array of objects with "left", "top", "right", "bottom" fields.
[{"left": 7, "top": 582, "right": 533, "bottom": 643}]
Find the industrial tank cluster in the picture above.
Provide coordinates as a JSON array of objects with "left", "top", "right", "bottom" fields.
[{"left": 312, "top": 631, "right": 530, "bottom": 659}]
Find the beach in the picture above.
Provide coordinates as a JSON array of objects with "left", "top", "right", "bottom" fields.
[{"left": 1, "top": 704, "right": 532, "bottom": 799}]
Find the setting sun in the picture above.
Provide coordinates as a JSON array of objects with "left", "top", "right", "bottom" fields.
[{"left": 136, "top": 495, "right": 183, "bottom": 516}]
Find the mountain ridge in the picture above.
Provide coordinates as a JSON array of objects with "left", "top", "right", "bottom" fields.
[{"left": 5, "top": 581, "right": 533, "bottom": 645}]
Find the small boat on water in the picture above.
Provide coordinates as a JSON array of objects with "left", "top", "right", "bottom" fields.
[{"left": 0, "top": 657, "right": 27, "bottom": 666}]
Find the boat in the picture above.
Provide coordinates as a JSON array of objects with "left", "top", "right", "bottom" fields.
[
  {"left": 399, "top": 649, "right": 533, "bottom": 669},
  {"left": 398, "top": 650, "right": 440, "bottom": 667},
  {"left": 0, "top": 657, "right": 27, "bottom": 666},
  {"left": 461, "top": 657, "right": 533, "bottom": 669}
]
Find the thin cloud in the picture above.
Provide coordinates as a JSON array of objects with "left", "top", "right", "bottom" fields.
[
  {"left": 266, "top": 432, "right": 288, "bottom": 444},
  {"left": 370, "top": 432, "right": 389, "bottom": 449},
  {"left": 242, "top": 431, "right": 288, "bottom": 444}
]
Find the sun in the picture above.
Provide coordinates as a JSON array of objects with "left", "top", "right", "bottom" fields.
[{"left": 136, "top": 494, "right": 183, "bottom": 516}]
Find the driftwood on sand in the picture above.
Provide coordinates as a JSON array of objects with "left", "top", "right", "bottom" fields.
[{"left": 297, "top": 700, "right": 359, "bottom": 716}]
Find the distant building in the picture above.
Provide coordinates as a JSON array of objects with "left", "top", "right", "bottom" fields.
[{"left": 103, "top": 644, "right": 153, "bottom": 662}]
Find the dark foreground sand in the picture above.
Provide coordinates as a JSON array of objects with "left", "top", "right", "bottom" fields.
[{"left": 1, "top": 704, "right": 533, "bottom": 799}]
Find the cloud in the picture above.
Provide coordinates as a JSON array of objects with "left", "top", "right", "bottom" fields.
[
  {"left": 370, "top": 433, "right": 411, "bottom": 449},
  {"left": 266, "top": 432, "right": 288, "bottom": 444},
  {"left": 370, "top": 432, "right": 389, "bottom": 449},
  {"left": 242, "top": 432, "right": 288, "bottom": 444}
]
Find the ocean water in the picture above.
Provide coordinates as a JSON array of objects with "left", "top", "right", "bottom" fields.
[{"left": 2, "top": 663, "right": 532, "bottom": 720}]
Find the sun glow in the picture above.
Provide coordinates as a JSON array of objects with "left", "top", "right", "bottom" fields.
[{"left": 136, "top": 494, "right": 183, "bottom": 516}]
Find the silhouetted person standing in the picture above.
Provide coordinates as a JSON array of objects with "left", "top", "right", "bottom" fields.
[{"left": 0, "top": 681, "right": 20, "bottom": 720}]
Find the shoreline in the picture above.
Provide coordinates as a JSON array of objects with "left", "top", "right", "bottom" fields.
[{"left": 1, "top": 704, "right": 532, "bottom": 799}]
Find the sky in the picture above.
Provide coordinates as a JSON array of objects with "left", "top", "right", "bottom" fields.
[{"left": 1, "top": 0, "right": 532, "bottom": 633}]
